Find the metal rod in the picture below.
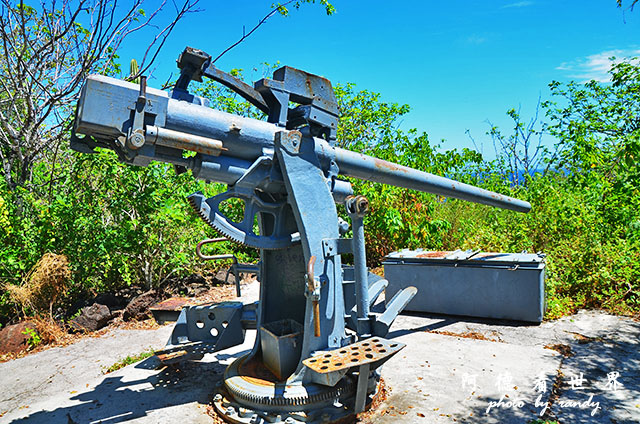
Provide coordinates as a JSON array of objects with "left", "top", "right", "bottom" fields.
[
  {"left": 346, "top": 195, "right": 370, "bottom": 337},
  {"left": 146, "top": 125, "right": 225, "bottom": 157},
  {"left": 307, "top": 256, "right": 321, "bottom": 337},
  {"left": 355, "top": 363, "right": 370, "bottom": 414},
  {"left": 333, "top": 147, "right": 532, "bottom": 213},
  {"left": 196, "top": 238, "right": 234, "bottom": 260}
]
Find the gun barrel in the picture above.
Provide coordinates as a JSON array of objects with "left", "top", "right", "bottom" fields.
[
  {"left": 73, "top": 75, "right": 531, "bottom": 213},
  {"left": 333, "top": 148, "right": 531, "bottom": 213}
]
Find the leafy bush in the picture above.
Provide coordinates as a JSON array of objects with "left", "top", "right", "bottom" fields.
[{"left": 1, "top": 58, "right": 638, "bottom": 324}]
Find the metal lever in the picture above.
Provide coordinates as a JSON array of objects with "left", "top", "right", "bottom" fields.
[
  {"left": 127, "top": 76, "right": 147, "bottom": 150},
  {"left": 306, "top": 256, "right": 321, "bottom": 337}
]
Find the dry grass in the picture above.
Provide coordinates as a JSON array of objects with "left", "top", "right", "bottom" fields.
[
  {"left": 33, "top": 316, "right": 69, "bottom": 345},
  {"left": 544, "top": 343, "right": 574, "bottom": 357},
  {"left": 427, "top": 329, "right": 503, "bottom": 343},
  {"left": 0, "top": 283, "right": 236, "bottom": 363},
  {"left": 5, "top": 253, "right": 70, "bottom": 318}
]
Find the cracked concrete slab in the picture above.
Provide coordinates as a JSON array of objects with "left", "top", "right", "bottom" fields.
[
  {"left": 366, "top": 310, "right": 640, "bottom": 424},
  {"left": 1, "top": 282, "right": 638, "bottom": 424}
]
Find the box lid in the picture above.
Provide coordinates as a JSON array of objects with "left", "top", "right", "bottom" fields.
[{"left": 383, "top": 249, "right": 545, "bottom": 267}]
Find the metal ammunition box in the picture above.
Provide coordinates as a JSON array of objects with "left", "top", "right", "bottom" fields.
[{"left": 383, "top": 249, "right": 546, "bottom": 323}]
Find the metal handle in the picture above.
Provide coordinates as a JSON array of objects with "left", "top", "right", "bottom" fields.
[
  {"left": 312, "top": 301, "right": 321, "bottom": 338},
  {"left": 307, "top": 256, "right": 321, "bottom": 337},
  {"left": 196, "top": 237, "right": 235, "bottom": 260},
  {"left": 196, "top": 237, "right": 242, "bottom": 297}
]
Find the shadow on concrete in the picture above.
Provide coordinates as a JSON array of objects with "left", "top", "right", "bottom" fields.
[
  {"left": 460, "top": 319, "right": 640, "bottom": 424},
  {"left": 386, "top": 311, "right": 536, "bottom": 340},
  {"left": 12, "top": 356, "right": 229, "bottom": 424}
]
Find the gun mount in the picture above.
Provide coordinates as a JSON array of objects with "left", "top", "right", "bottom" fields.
[{"left": 71, "top": 46, "right": 531, "bottom": 423}]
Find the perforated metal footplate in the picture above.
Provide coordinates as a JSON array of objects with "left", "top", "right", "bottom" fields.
[{"left": 303, "top": 337, "right": 405, "bottom": 374}]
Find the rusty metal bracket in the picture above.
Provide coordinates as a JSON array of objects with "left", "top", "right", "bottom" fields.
[
  {"left": 303, "top": 337, "right": 405, "bottom": 374},
  {"left": 275, "top": 130, "right": 302, "bottom": 154}
]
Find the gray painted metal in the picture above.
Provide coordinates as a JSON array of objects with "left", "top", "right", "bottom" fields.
[
  {"left": 373, "top": 285, "right": 418, "bottom": 336},
  {"left": 70, "top": 48, "right": 533, "bottom": 421},
  {"left": 355, "top": 363, "right": 370, "bottom": 414},
  {"left": 383, "top": 250, "right": 546, "bottom": 323},
  {"left": 260, "top": 319, "right": 303, "bottom": 380},
  {"left": 346, "top": 196, "right": 371, "bottom": 336},
  {"left": 332, "top": 149, "right": 531, "bottom": 212},
  {"left": 273, "top": 129, "right": 348, "bottom": 362},
  {"left": 72, "top": 74, "right": 531, "bottom": 214},
  {"left": 156, "top": 301, "right": 247, "bottom": 363}
]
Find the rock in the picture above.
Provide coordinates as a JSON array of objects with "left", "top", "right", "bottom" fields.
[
  {"left": 93, "top": 293, "right": 126, "bottom": 310},
  {"left": 215, "top": 268, "right": 235, "bottom": 284},
  {"left": 69, "top": 303, "right": 112, "bottom": 332},
  {"left": 184, "top": 273, "right": 208, "bottom": 286},
  {"left": 67, "top": 299, "right": 89, "bottom": 319},
  {"left": 122, "top": 291, "right": 160, "bottom": 321},
  {"left": 0, "top": 321, "right": 38, "bottom": 354},
  {"left": 215, "top": 268, "right": 256, "bottom": 285}
]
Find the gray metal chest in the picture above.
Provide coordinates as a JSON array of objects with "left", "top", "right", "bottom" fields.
[{"left": 383, "top": 249, "right": 546, "bottom": 323}]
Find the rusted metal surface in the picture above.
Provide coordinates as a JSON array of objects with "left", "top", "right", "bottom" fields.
[
  {"left": 388, "top": 249, "right": 544, "bottom": 264},
  {"left": 210, "top": 377, "right": 387, "bottom": 423},
  {"left": 415, "top": 250, "right": 451, "bottom": 258},
  {"left": 372, "top": 157, "right": 410, "bottom": 175},
  {"left": 236, "top": 354, "right": 281, "bottom": 386},
  {"left": 155, "top": 349, "right": 189, "bottom": 363},
  {"left": 303, "top": 337, "right": 405, "bottom": 374},
  {"left": 150, "top": 297, "right": 194, "bottom": 312},
  {"left": 306, "top": 256, "right": 321, "bottom": 337},
  {"left": 146, "top": 125, "right": 224, "bottom": 156},
  {"left": 150, "top": 297, "right": 195, "bottom": 325}
]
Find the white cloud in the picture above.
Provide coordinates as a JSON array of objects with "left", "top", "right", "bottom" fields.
[
  {"left": 501, "top": 1, "right": 534, "bottom": 9},
  {"left": 466, "top": 34, "right": 488, "bottom": 45},
  {"left": 557, "top": 49, "right": 640, "bottom": 82}
]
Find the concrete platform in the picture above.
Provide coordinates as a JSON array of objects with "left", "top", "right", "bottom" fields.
[
  {"left": 367, "top": 311, "right": 640, "bottom": 423},
  {"left": 1, "top": 281, "right": 638, "bottom": 423}
]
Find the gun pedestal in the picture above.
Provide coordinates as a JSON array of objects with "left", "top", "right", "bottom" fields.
[{"left": 71, "top": 46, "right": 531, "bottom": 423}]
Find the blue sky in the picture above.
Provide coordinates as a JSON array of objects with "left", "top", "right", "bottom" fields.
[{"left": 119, "top": 1, "right": 639, "bottom": 158}]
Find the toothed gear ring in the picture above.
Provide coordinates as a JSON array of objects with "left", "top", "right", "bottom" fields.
[{"left": 187, "top": 190, "right": 300, "bottom": 250}]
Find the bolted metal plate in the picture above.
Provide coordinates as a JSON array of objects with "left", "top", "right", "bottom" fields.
[{"left": 303, "top": 337, "right": 405, "bottom": 374}]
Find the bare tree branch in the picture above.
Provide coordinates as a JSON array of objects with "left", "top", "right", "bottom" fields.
[
  {"left": 211, "top": 0, "right": 297, "bottom": 65},
  {"left": 0, "top": 0, "right": 200, "bottom": 192}
]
